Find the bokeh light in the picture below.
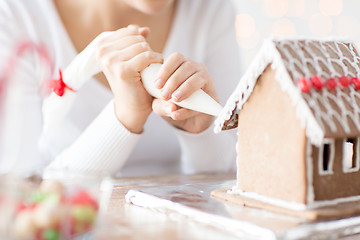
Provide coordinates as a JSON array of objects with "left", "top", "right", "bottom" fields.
[
  {"left": 335, "top": 16, "right": 360, "bottom": 37},
  {"left": 319, "top": 0, "right": 343, "bottom": 16},
  {"left": 262, "top": 0, "right": 288, "bottom": 18},
  {"left": 236, "top": 30, "right": 261, "bottom": 49},
  {"left": 286, "top": 0, "right": 305, "bottom": 17},
  {"left": 309, "top": 14, "right": 333, "bottom": 36},
  {"left": 231, "top": 0, "right": 360, "bottom": 68},
  {"left": 272, "top": 19, "right": 297, "bottom": 37},
  {"left": 235, "top": 14, "right": 256, "bottom": 38},
  {"left": 244, "top": 49, "right": 260, "bottom": 68}
]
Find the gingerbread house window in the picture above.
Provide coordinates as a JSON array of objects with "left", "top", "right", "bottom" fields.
[
  {"left": 318, "top": 140, "right": 335, "bottom": 175},
  {"left": 343, "top": 138, "right": 360, "bottom": 173}
]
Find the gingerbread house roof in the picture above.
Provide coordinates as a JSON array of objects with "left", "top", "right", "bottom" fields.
[{"left": 214, "top": 37, "right": 360, "bottom": 146}]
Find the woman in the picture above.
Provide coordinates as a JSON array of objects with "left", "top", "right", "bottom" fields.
[{"left": 0, "top": 0, "right": 240, "bottom": 176}]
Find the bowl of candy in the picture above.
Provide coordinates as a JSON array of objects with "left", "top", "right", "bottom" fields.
[{"left": 0, "top": 171, "right": 113, "bottom": 240}]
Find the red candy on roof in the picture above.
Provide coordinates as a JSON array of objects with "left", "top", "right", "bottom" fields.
[
  {"left": 297, "top": 77, "right": 311, "bottom": 93},
  {"left": 326, "top": 78, "right": 337, "bottom": 90},
  {"left": 310, "top": 75, "right": 324, "bottom": 90},
  {"left": 339, "top": 76, "right": 351, "bottom": 88},
  {"left": 298, "top": 75, "right": 360, "bottom": 93},
  {"left": 352, "top": 77, "right": 360, "bottom": 90}
]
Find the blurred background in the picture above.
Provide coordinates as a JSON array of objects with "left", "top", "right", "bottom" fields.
[{"left": 231, "top": 0, "right": 360, "bottom": 69}]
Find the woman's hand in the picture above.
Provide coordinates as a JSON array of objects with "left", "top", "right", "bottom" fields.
[
  {"left": 96, "top": 25, "right": 163, "bottom": 133},
  {"left": 152, "top": 53, "right": 219, "bottom": 134}
]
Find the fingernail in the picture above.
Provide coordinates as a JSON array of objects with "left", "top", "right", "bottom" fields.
[
  {"left": 161, "top": 89, "right": 170, "bottom": 100},
  {"left": 154, "top": 78, "right": 163, "bottom": 88},
  {"left": 172, "top": 91, "right": 182, "bottom": 102},
  {"left": 171, "top": 111, "right": 178, "bottom": 120}
]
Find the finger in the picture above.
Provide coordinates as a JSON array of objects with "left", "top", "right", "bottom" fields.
[
  {"left": 112, "top": 42, "right": 152, "bottom": 62},
  {"left": 139, "top": 27, "right": 150, "bottom": 38},
  {"left": 171, "top": 71, "right": 206, "bottom": 102},
  {"left": 170, "top": 108, "right": 199, "bottom": 121},
  {"left": 152, "top": 98, "right": 177, "bottom": 117},
  {"left": 127, "top": 51, "right": 163, "bottom": 72},
  {"left": 160, "top": 61, "right": 199, "bottom": 100},
  {"left": 97, "top": 35, "right": 148, "bottom": 59},
  {"left": 103, "top": 25, "right": 140, "bottom": 42},
  {"left": 155, "top": 52, "right": 186, "bottom": 89}
]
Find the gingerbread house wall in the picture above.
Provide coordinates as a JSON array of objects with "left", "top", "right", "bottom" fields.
[
  {"left": 237, "top": 66, "right": 308, "bottom": 204},
  {"left": 310, "top": 139, "right": 360, "bottom": 201}
]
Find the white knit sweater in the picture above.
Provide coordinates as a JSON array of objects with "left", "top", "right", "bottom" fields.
[{"left": 0, "top": 0, "right": 241, "bottom": 177}]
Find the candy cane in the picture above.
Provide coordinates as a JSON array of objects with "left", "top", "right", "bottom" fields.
[{"left": 0, "top": 41, "right": 54, "bottom": 99}]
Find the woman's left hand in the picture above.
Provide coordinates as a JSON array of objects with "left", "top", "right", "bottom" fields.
[{"left": 151, "top": 52, "right": 219, "bottom": 133}]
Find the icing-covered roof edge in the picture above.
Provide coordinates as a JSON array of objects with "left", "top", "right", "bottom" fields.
[{"left": 214, "top": 37, "right": 325, "bottom": 146}]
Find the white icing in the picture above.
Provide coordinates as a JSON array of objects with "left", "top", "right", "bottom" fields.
[
  {"left": 230, "top": 184, "right": 360, "bottom": 211},
  {"left": 310, "top": 195, "right": 360, "bottom": 209},
  {"left": 228, "top": 186, "right": 307, "bottom": 211},
  {"left": 342, "top": 138, "right": 360, "bottom": 173},
  {"left": 125, "top": 189, "right": 276, "bottom": 239},
  {"left": 141, "top": 63, "right": 223, "bottom": 116},
  {"left": 305, "top": 140, "right": 315, "bottom": 204},
  {"left": 235, "top": 132, "right": 239, "bottom": 181}
]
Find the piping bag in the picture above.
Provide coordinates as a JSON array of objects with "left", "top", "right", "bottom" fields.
[{"left": 42, "top": 32, "right": 223, "bottom": 134}]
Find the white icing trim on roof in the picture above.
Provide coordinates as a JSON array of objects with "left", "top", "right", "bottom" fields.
[
  {"left": 276, "top": 39, "right": 360, "bottom": 137},
  {"left": 214, "top": 39, "right": 273, "bottom": 133},
  {"left": 268, "top": 35, "right": 353, "bottom": 43},
  {"left": 214, "top": 37, "right": 324, "bottom": 146}
]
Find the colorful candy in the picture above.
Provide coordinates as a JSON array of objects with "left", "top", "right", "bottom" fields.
[{"left": 11, "top": 180, "right": 99, "bottom": 240}]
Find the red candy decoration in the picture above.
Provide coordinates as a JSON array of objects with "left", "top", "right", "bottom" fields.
[
  {"left": 339, "top": 76, "right": 351, "bottom": 88},
  {"left": 71, "top": 190, "right": 98, "bottom": 210},
  {"left": 326, "top": 78, "right": 337, "bottom": 90},
  {"left": 310, "top": 75, "right": 324, "bottom": 90},
  {"left": 16, "top": 202, "right": 37, "bottom": 213},
  {"left": 48, "top": 69, "right": 75, "bottom": 97},
  {"left": 297, "top": 77, "right": 311, "bottom": 93},
  {"left": 352, "top": 77, "right": 360, "bottom": 90}
]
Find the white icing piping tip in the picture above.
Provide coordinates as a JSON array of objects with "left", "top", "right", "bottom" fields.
[{"left": 141, "top": 63, "right": 223, "bottom": 116}]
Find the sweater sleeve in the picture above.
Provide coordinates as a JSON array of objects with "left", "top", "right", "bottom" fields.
[
  {"left": 174, "top": 0, "right": 241, "bottom": 174},
  {"left": 43, "top": 100, "right": 142, "bottom": 176}
]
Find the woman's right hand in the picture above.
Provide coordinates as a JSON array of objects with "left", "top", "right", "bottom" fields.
[{"left": 96, "top": 25, "right": 163, "bottom": 133}]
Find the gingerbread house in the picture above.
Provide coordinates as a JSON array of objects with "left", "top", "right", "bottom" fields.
[{"left": 213, "top": 38, "right": 360, "bottom": 220}]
